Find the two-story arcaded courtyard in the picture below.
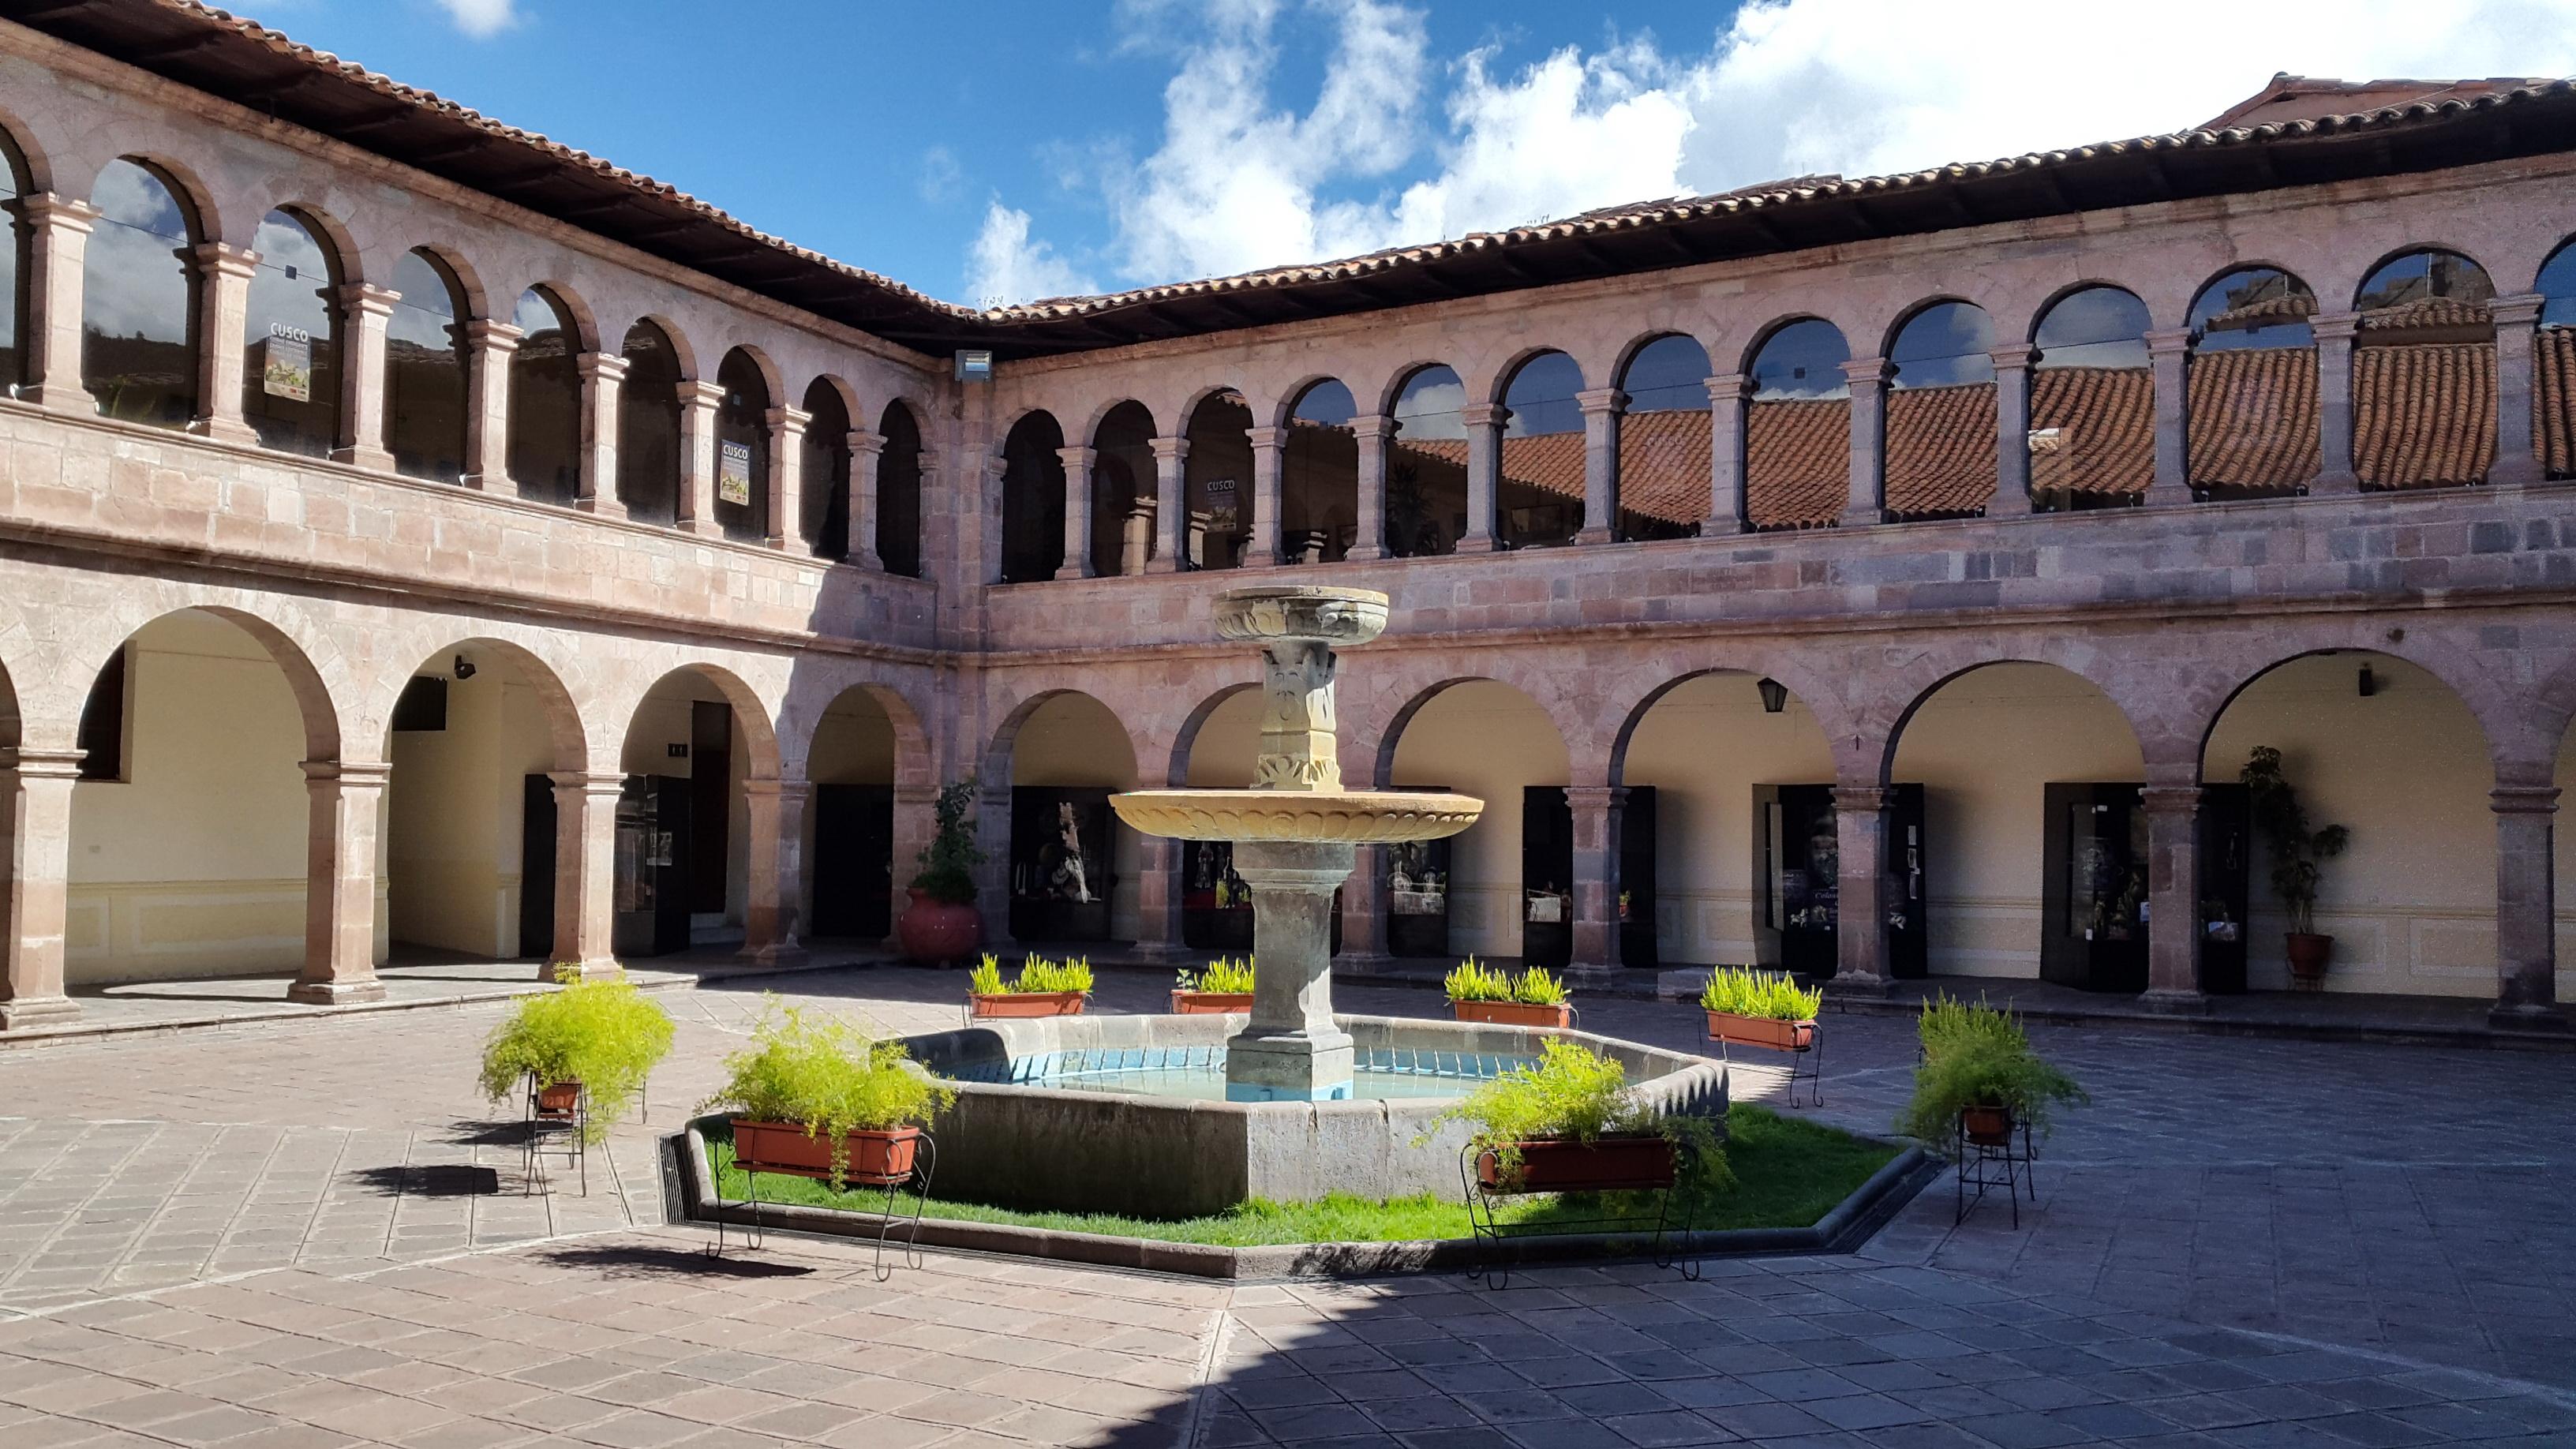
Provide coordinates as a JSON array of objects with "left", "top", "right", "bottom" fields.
[{"left": 0, "top": 6, "right": 2570, "bottom": 1036}]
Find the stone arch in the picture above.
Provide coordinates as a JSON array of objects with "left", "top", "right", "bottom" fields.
[
  {"left": 0, "top": 103, "right": 54, "bottom": 193},
  {"left": 802, "top": 370, "right": 863, "bottom": 425},
  {"left": 409, "top": 242, "right": 489, "bottom": 323},
  {"left": 1873, "top": 649, "right": 2151, "bottom": 785},
  {"left": 258, "top": 200, "right": 365, "bottom": 288},
  {"left": 2197, "top": 646, "right": 2497, "bottom": 787},
  {"left": 73, "top": 602, "right": 345, "bottom": 766},
  {"left": 1166, "top": 681, "right": 1260, "bottom": 788},
  {"left": 1174, "top": 380, "right": 1250, "bottom": 429},
  {"left": 719, "top": 340, "right": 786, "bottom": 406},
  {"left": 625, "top": 661, "right": 783, "bottom": 783},
  {"left": 1608, "top": 659, "right": 1850, "bottom": 788},
  {"left": 1488, "top": 344, "right": 1586, "bottom": 405},
  {"left": 631, "top": 311, "right": 699, "bottom": 380},
  {"left": 980, "top": 686, "right": 1147, "bottom": 792},
  {"left": 1738, "top": 312, "right": 1849, "bottom": 375},
  {"left": 2025, "top": 277, "right": 2149, "bottom": 340},
  {"left": 1082, "top": 395, "right": 1158, "bottom": 444},
  {"left": 82, "top": 152, "right": 220, "bottom": 243},
  {"left": 779, "top": 671, "right": 932, "bottom": 789},
  {"left": 1373, "top": 358, "right": 1459, "bottom": 417},
  {"left": 515, "top": 278, "right": 601, "bottom": 354},
  {"left": 2350, "top": 242, "right": 2494, "bottom": 306},
  {"left": 2187, "top": 631, "right": 2507, "bottom": 786},
  {"left": 367, "top": 635, "right": 588, "bottom": 772}
]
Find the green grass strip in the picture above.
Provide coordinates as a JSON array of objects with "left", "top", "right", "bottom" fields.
[{"left": 702, "top": 1105, "right": 1896, "bottom": 1248}]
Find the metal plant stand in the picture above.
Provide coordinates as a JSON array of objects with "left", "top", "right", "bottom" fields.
[
  {"left": 1457, "top": 1142, "right": 1700, "bottom": 1290},
  {"left": 522, "top": 1079, "right": 586, "bottom": 1196},
  {"left": 713, "top": 1133, "right": 938, "bottom": 1282},
  {"left": 1705, "top": 1021, "right": 1825, "bottom": 1108},
  {"left": 1953, "top": 1114, "right": 2037, "bottom": 1226}
]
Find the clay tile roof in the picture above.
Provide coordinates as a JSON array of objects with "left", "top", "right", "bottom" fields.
[
  {"left": 2031, "top": 367, "right": 2154, "bottom": 497},
  {"left": 2185, "top": 348, "right": 2320, "bottom": 488},
  {"left": 2541, "top": 329, "right": 2576, "bottom": 477},
  {"left": 1615, "top": 410, "right": 1713, "bottom": 525},
  {"left": 1746, "top": 399, "right": 1852, "bottom": 529},
  {"left": 2208, "top": 294, "right": 2319, "bottom": 330},
  {"left": 2358, "top": 295, "right": 2494, "bottom": 331},
  {"left": 2353, "top": 342, "right": 2496, "bottom": 486}
]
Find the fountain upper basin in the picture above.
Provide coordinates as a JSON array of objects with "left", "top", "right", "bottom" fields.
[{"left": 1109, "top": 789, "right": 1482, "bottom": 842}]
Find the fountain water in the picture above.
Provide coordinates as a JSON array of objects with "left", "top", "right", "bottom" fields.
[{"left": 1110, "top": 586, "right": 1481, "bottom": 1101}]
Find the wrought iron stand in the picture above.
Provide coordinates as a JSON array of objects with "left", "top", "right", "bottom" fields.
[
  {"left": 1953, "top": 1115, "right": 2037, "bottom": 1226},
  {"left": 712, "top": 1133, "right": 939, "bottom": 1282},
  {"left": 523, "top": 1078, "right": 586, "bottom": 1195},
  {"left": 1457, "top": 1142, "right": 1700, "bottom": 1290},
  {"left": 1705, "top": 1022, "right": 1825, "bottom": 1107}
]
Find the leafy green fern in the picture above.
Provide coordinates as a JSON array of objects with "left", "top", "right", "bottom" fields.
[{"left": 1698, "top": 967, "right": 1822, "bottom": 1021}]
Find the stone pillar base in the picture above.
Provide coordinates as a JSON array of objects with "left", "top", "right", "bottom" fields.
[
  {"left": 1574, "top": 526, "right": 1614, "bottom": 546},
  {"left": 2309, "top": 471, "right": 2360, "bottom": 495},
  {"left": 1837, "top": 507, "right": 1882, "bottom": 528},
  {"left": 539, "top": 956, "right": 623, "bottom": 983},
  {"left": 1700, "top": 519, "right": 1743, "bottom": 537},
  {"left": 0, "top": 995, "right": 81, "bottom": 1031},
  {"left": 331, "top": 444, "right": 396, "bottom": 472},
  {"left": 575, "top": 496, "right": 631, "bottom": 522},
  {"left": 1345, "top": 544, "right": 1386, "bottom": 562},
  {"left": 679, "top": 518, "right": 720, "bottom": 537},
  {"left": 1144, "top": 556, "right": 1181, "bottom": 575},
  {"left": 2489, "top": 1002, "right": 2570, "bottom": 1032},
  {"left": 1222, "top": 1027, "right": 1357, "bottom": 1101},
  {"left": 1454, "top": 534, "right": 1496, "bottom": 555},
  {"left": 1821, "top": 971, "right": 1890, "bottom": 998},
  {"left": 288, "top": 979, "right": 388, "bottom": 1006},
  {"left": 736, "top": 942, "right": 809, "bottom": 970},
  {"left": 1125, "top": 940, "right": 1196, "bottom": 966},
  {"left": 189, "top": 415, "right": 259, "bottom": 447},
  {"left": 2136, "top": 987, "right": 2211, "bottom": 1016}
]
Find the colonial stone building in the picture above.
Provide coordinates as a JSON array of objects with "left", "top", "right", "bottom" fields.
[{"left": 0, "top": 6, "right": 2570, "bottom": 1032}]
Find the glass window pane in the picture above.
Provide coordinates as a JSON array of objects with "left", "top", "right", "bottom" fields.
[
  {"left": 2187, "top": 268, "right": 2318, "bottom": 496},
  {"left": 713, "top": 350, "right": 769, "bottom": 542},
  {"left": 385, "top": 249, "right": 466, "bottom": 481},
  {"left": 83, "top": 159, "right": 197, "bottom": 429},
  {"left": 0, "top": 149, "right": 21, "bottom": 388},
  {"left": 1617, "top": 335, "right": 1711, "bottom": 541},
  {"left": 507, "top": 288, "right": 579, "bottom": 504},
  {"left": 1182, "top": 391, "right": 1253, "bottom": 570},
  {"left": 616, "top": 321, "right": 682, "bottom": 524},
  {"left": 1745, "top": 320, "right": 1849, "bottom": 530},
  {"left": 1280, "top": 381, "right": 1354, "bottom": 566},
  {"left": 241, "top": 210, "right": 339, "bottom": 459},
  {"left": 799, "top": 378, "right": 851, "bottom": 559},
  {"left": 1498, "top": 351, "right": 1582, "bottom": 549},
  {"left": 1387, "top": 365, "right": 1464, "bottom": 557},
  {"left": 2353, "top": 251, "right": 2496, "bottom": 490},
  {"left": 1886, "top": 301, "right": 1996, "bottom": 517},
  {"left": 2031, "top": 286, "right": 2151, "bottom": 510},
  {"left": 2540, "top": 242, "right": 2576, "bottom": 481},
  {"left": 1091, "top": 399, "right": 1156, "bottom": 575}
]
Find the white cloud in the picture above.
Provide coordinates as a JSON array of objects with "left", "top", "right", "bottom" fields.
[
  {"left": 433, "top": 0, "right": 516, "bottom": 40},
  {"left": 967, "top": 201, "right": 1096, "bottom": 308},
  {"left": 976, "top": 0, "right": 2576, "bottom": 302}
]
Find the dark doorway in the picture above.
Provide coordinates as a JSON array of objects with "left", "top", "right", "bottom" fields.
[
  {"left": 613, "top": 775, "right": 692, "bottom": 957},
  {"left": 809, "top": 783, "right": 893, "bottom": 940},
  {"left": 2042, "top": 782, "right": 2252, "bottom": 994},
  {"left": 1756, "top": 784, "right": 1929, "bottom": 979},
  {"left": 518, "top": 774, "right": 556, "bottom": 960},
  {"left": 1522, "top": 786, "right": 1574, "bottom": 970},
  {"left": 1008, "top": 786, "right": 1116, "bottom": 942},
  {"left": 689, "top": 701, "right": 731, "bottom": 915}
]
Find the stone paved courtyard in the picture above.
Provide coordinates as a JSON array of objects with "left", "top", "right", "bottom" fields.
[{"left": 1, "top": 966, "right": 2570, "bottom": 1447}]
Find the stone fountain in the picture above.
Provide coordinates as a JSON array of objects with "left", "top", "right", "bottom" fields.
[{"left": 1110, "top": 586, "right": 1482, "bottom": 1101}]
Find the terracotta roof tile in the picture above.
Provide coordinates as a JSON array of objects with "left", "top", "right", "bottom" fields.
[
  {"left": 1746, "top": 399, "right": 1852, "bottom": 528},
  {"left": 2187, "top": 348, "right": 2320, "bottom": 489},
  {"left": 2540, "top": 328, "right": 2576, "bottom": 477},
  {"left": 2031, "top": 367, "right": 2155, "bottom": 497},
  {"left": 2354, "top": 342, "right": 2496, "bottom": 487}
]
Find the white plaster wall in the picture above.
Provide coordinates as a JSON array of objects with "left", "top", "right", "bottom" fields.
[
  {"left": 1389, "top": 680, "right": 1569, "bottom": 960},
  {"left": 1010, "top": 693, "right": 1141, "bottom": 941},
  {"left": 1183, "top": 689, "right": 1260, "bottom": 788},
  {"left": 384, "top": 660, "right": 552, "bottom": 957}
]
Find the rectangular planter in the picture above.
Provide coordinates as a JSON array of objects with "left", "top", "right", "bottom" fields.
[
  {"left": 730, "top": 1120, "right": 922, "bottom": 1184},
  {"left": 1477, "top": 1135, "right": 1676, "bottom": 1193},
  {"left": 1170, "top": 990, "right": 1254, "bottom": 1014},
  {"left": 969, "top": 990, "right": 1088, "bottom": 1018},
  {"left": 1451, "top": 999, "right": 1573, "bottom": 1029},
  {"left": 1705, "top": 1012, "right": 1816, "bottom": 1052}
]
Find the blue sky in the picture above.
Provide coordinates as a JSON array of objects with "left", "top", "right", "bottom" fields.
[{"left": 231, "top": 0, "right": 2576, "bottom": 308}]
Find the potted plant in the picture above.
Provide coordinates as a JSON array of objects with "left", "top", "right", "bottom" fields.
[
  {"left": 966, "top": 953, "right": 1093, "bottom": 1017},
  {"left": 2240, "top": 745, "right": 2350, "bottom": 984},
  {"left": 1426, "top": 1039, "right": 1728, "bottom": 1193},
  {"left": 476, "top": 971, "right": 675, "bottom": 1143},
  {"left": 700, "top": 999, "right": 954, "bottom": 1190},
  {"left": 900, "top": 780, "right": 987, "bottom": 965},
  {"left": 1171, "top": 955, "right": 1256, "bottom": 1013},
  {"left": 1698, "top": 966, "right": 1822, "bottom": 1051},
  {"left": 1898, "top": 998, "right": 2085, "bottom": 1153},
  {"left": 1443, "top": 957, "right": 1571, "bottom": 1028}
]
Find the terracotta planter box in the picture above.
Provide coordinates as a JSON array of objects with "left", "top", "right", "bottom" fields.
[
  {"left": 535, "top": 1080, "right": 582, "bottom": 1115},
  {"left": 1705, "top": 1013, "right": 1817, "bottom": 1052},
  {"left": 731, "top": 1120, "right": 923, "bottom": 1184},
  {"left": 1451, "top": 999, "right": 1573, "bottom": 1029},
  {"left": 2285, "top": 931, "right": 2334, "bottom": 982},
  {"left": 1477, "top": 1134, "right": 1676, "bottom": 1193},
  {"left": 1170, "top": 990, "right": 1254, "bottom": 1014},
  {"left": 1959, "top": 1105, "right": 2016, "bottom": 1148},
  {"left": 969, "top": 990, "right": 1088, "bottom": 1019}
]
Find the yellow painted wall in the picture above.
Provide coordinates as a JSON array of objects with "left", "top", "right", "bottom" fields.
[
  {"left": 1622, "top": 674, "right": 1835, "bottom": 965},
  {"left": 620, "top": 676, "right": 751, "bottom": 927},
  {"left": 1389, "top": 680, "right": 1567, "bottom": 958},
  {"left": 2206, "top": 653, "right": 2496, "bottom": 996},
  {"left": 1011, "top": 692, "right": 1141, "bottom": 939},
  {"left": 1183, "top": 687, "right": 1261, "bottom": 788},
  {"left": 384, "top": 660, "right": 555, "bottom": 957}
]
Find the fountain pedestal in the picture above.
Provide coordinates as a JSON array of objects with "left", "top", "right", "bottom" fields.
[{"left": 1229, "top": 840, "right": 1358, "bottom": 1100}]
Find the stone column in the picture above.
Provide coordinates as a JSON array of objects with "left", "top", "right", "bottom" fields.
[
  {"left": 2138, "top": 781, "right": 2208, "bottom": 1013},
  {"left": 974, "top": 783, "right": 1014, "bottom": 943},
  {"left": 293, "top": 760, "right": 389, "bottom": 1005},
  {"left": 848, "top": 428, "right": 886, "bottom": 569},
  {"left": 1829, "top": 784, "right": 1892, "bottom": 993},
  {"left": 2144, "top": 327, "right": 2193, "bottom": 507},
  {"left": 739, "top": 778, "right": 807, "bottom": 967},
  {"left": 550, "top": 771, "right": 622, "bottom": 980},
  {"left": 2490, "top": 294, "right": 2544, "bottom": 488},
  {"left": 188, "top": 242, "right": 260, "bottom": 446},
  {"left": 1458, "top": 402, "right": 1505, "bottom": 552},
  {"left": 1147, "top": 436, "right": 1188, "bottom": 573},
  {"left": 1575, "top": 388, "right": 1623, "bottom": 544},
  {"left": 1230, "top": 840, "right": 1358, "bottom": 1100},
  {"left": 17, "top": 194, "right": 99, "bottom": 414},
  {"left": 1988, "top": 346, "right": 2034, "bottom": 516},
  {"left": 0, "top": 750, "right": 83, "bottom": 1030},
  {"left": 765, "top": 404, "right": 808, "bottom": 549},
  {"left": 885, "top": 781, "right": 935, "bottom": 949},
  {"left": 1133, "top": 834, "right": 1186, "bottom": 961},
  {"left": 2491, "top": 784, "right": 2561, "bottom": 1026},
  {"left": 461, "top": 319, "right": 522, "bottom": 494},
  {"left": 2311, "top": 312, "right": 2361, "bottom": 493},
  {"left": 1704, "top": 373, "right": 1749, "bottom": 536},
  {"left": 1840, "top": 358, "right": 1890, "bottom": 527},
  {"left": 1565, "top": 784, "right": 1626, "bottom": 972},
  {"left": 1055, "top": 444, "right": 1096, "bottom": 580},
  {"left": 677, "top": 379, "right": 722, "bottom": 534},
  {"left": 1246, "top": 425, "right": 1286, "bottom": 566},
  {"left": 574, "top": 350, "right": 627, "bottom": 518},
  {"left": 331, "top": 283, "right": 398, "bottom": 471},
  {"left": 1348, "top": 414, "right": 1392, "bottom": 561},
  {"left": 1339, "top": 843, "right": 1389, "bottom": 963}
]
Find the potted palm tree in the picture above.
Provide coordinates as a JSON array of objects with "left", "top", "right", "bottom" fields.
[
  {"left": 1171, "top": 955, "right": 1256, "bottom": 1013},
  {"left": 2240, "top": 745, "right": 2350, "bottom": 985},
  {"left": 899, "top": 780, "right": 986, "bottom": 965},
  {"left": 700, "top": 998, "right": 954, "bottom": 1190},
  {"left": 476, "top": 972, "right": 675, "bottom": 1143},
  {"left": 1443, "top": 957, "right": 1572, "bottom": 1029}
]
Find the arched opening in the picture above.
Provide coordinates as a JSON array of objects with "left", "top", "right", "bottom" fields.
[
  {"left": 1889, "top": 663, "right": 2149, "bottom": 989},
  {"left": 1743, "top": 318, "right": 1849, "bottom": 530},
  {"left": 617, "top": 320, "right": 683, "bottom": 525},
  {"left": 67, "top": 609, "right": 339, "bottom": 985},
  {"left": 2186, "top": 266, "right": 2319, "bottom": 499},
  {"left": 0, "top": 130, "right": 32, "bottom": 391},
  {"left": 507, "top": 286, "right": 580, "bottom": 505},
  {"left": 616, "top": 667, "right": 769, "bottom": 956},
  {"left": 1281, "top": 380, "right": 1357, "bottom": 565},
  {"left": 1386, "top": 365, "right": 1466, "bottom": 557},
  {"left": 1616, "top": 672, "right": 1836, "bottom": 972},
  {"left": 1499, "top": 350, "right": 1585, "bottom": 549},
  {"left": 2029, "top": 285, "right": 2152, "bottom": 511},
  {"left": 1090, "top": 400, "right": 1155, "bottom": 577},
  {"left": 1004, "top": 692, "right": 1137, "bottom": 945},
  {"left": 2353, "top": 248, "right": 2497, "bottom": 489},
  {"left": 998, "top": 410, "right": 1065, "bottom": 584},
  {"left": 799, "top": 377, "right": 852, "bottom": 560},
  {"left": 713, "top": 347, "right": 771, "bottom": 542},
  {"left": 2539, "top": 238, "right": 2576, "bottom": 481},
  {"left": 384, "top": 248, "right": 467, "bottom": 482},
  {"left": 1183, "top": 390, "right": 1255, "bottom": 570},
  {"left": 240, "top": 208, "right": 341, "bottom": 459},
  {"left": 877, "top": 400, "right": 923, "bottom": 577},
  {"left": 2205, "top": 652, "right": 2492, "bottom": 995},
  {"left": 1615, "top": 334, "right": 1713, "bottom": 541},
  {"left": 1170, "top": 684, "right": 1311, "bottom": 953},
  {"left": 82, "top": 158, "right": 200, "bottom": 429},
  {"left": 1885, "top": 300, "right": 1997, "bottom": 520},
  {"left": 803, "top": 686, "right": 899, "bottom": 942},
  {"left": 1385, "top": 680, "right": 1570, "bottom": 965},
  {"left": 382, "top": 643, "right": 577, "bottom": 967}
]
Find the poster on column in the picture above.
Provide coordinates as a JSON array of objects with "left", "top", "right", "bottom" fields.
[
  {"left": 718, "top": 440, "right": 753, "bottom": 505},
  {"left": 262, "top": 324, "right": 313, "bottom": 402}
]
